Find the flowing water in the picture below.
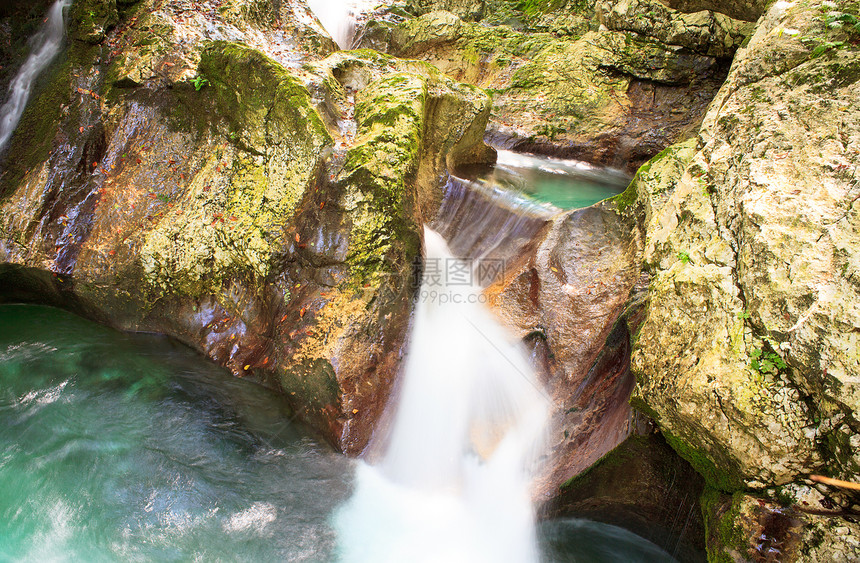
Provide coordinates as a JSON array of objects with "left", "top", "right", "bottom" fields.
[
  {"left": 461, "top": 150, "right": 631, "bottom": 211},
  {"left": 0, "top": 2, "right": 676, "bottom": 560},
  {"left": 0, "top": 304, "right": 352, "bottom": 561},
  {"left": 335, "top": 228, "right": 550, "bottom": 563},
  {"left": 0, "top": 303, "right": 677, "bottom": 561},
  {"left": 307, "top": 0, "right": 376, "bottom": 49},
  {"left": 0, "top": 0, "right": 70, "bottom": 152}
]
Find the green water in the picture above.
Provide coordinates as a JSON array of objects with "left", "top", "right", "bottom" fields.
[
  {"left": 0, "top": 304, "right": 351, "bottom": 561},
  {"left": 470, "top": 150, "right": 631, "bottom": 210},
  {"left": 0, "top": 304, "right": 677, "bottom": 561},
  {"left": 518, "top": 172, "right": 626, "bottom": 210},
  {"left": 540, "top": 519, "right": 678, "bottom": 562}
]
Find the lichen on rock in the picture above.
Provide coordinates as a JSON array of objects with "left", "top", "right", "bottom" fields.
[
  {"left": 388, "top": 8, "right": 730, "bottom": 172},
  {"left": 69, "top": 0, "right": 119, "bottom": 44},
  {"left": 629, "top": 0, "right": 860, "bottom": 558},
  {"left": 596, "top": 0, "right": 755, "bottom": 58}
]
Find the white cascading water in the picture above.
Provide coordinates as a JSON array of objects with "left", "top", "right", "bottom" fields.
[
  {"left": 0, "top": 0, "right": 70, "bottom": 152},
  {"left": 335, "top": 227, "right": 549, "bottom": 563},
  {"left": 307, "top": 0, "right": 373, "bottom": 49}
]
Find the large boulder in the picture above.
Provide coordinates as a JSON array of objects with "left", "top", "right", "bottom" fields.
[
  {"left": 389, "top": 10, "right": 740, "bottom": 172},
  {"left": 405, "top": 0, "right": 486, "bottom": 21},
  {"left": 630, "top": 0, "right": 860, "bottom": 558},
  {"left": 0, "top": 1, "right": 494, "bottom": 454},
  {"left": 596, "top": 0, "right": 755, "bottom": 58},
  {"left": 478, "top": 194, "right": 647, "bottom": 497},
  {"left": 657, "top": 0, "right": 770, "bottom": 22}
]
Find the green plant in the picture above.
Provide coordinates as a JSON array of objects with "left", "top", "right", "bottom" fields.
[
  {"left": 191, "top": 75, "right": 210, "bottom": 91},
  {"left": 749, "top": 347, "right": 787, "bottom": 377},
  {"left": 824, "top": 12, "right": 860, "bottom": 35},
  {"left": 802, "top": 6, "right": 860, "bottom": 57},
  {"left": 810, "top": 39, "right": 846, "bottom": 57},
  {"left": 677, "top": 250, "right": 691, "bottom": 264},
  {"left": 737, "top": 310, "right": 751, "bottom": 320}
]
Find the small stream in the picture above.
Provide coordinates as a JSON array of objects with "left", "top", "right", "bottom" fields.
[{"left": 460, "top": 150, "right": 630, "bottom": 211}]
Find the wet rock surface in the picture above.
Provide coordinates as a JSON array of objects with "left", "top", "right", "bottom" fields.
[
  {"left": 545, "top": 432, "right": 707, "bottom": 563},
  {"left": 0, "top": 0, "right": 493, "bottom": 454},
  {"left": 473, "top": 194, "right": 647, "bottom": 499}
]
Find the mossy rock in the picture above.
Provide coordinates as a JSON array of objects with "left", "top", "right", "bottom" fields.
[
  {"left": 405, "top": 0, "right": 486, "bottom": 21},
  {"left": 69, "top": 0, "right": 119, "bottom": 44},
  {"left": 548, "top": 432, "right": 707, "bottom": 561}
]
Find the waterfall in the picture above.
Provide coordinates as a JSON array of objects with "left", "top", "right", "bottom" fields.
[
  {"left": 307, "top": 0, "right": 372, "bottom": 49},
  {"left": 0, "top": 0, "right": 70, "bottom": 152},
  {"left": 335, "top": 227, "right": 549, "bottom": 563}
]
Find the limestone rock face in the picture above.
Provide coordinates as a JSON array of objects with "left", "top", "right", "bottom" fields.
[
  {"left": 0, "top": 1, "right": 494, "bottom": 454},
  {"left": 657, "top": 0, "right": 770, "bottom": 22},
  {"left": 630, "top": 0, "right": 860, "bottom": 557},
  {"left": 405, "top": 0, "right": 486, "bottom": 21},
  {"left": 389, "top": 10, "right": 734, "bottom": 173},
  {"left": 596, "top": 0, "right": 755, "bottom": 57}
]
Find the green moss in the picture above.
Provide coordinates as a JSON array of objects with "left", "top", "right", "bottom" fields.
[
  {"left": 606, "top": 179, "right": 637, "bottom": 211},
  {"left": 629, "top": 394, "right": 661, "bottom": 421},
  {"left": 663, "top": 428, "right": 744, "bottom": 492},
  {"left": 140, "top": 42, "right": 332, "bottom": 299},
  {"left": 69, "top": 0, "right": 119, "bottom": 44},
  {"left": 279, "top": 358, "right": 341, "bottom": 414},
  {"left": 517, "top": 0, "right": 565, "bottom": 18},
  {"left": 559, "top": 433, "right": 649, "bottom": 490},
  {"left": 341, "top": 73, "right": 426, "bottom": 285},
  {"left": 606, "top": 143, "right": 670, "bottom": 211},
  {"left": 199, "top": 40, "right": 331, "bottom": 154},
  {"left": 483, "top": 0, "right": 593, "bottom": 33},
  {"left": 701, "top": 488, "right": 748, "bottom": 563}
]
